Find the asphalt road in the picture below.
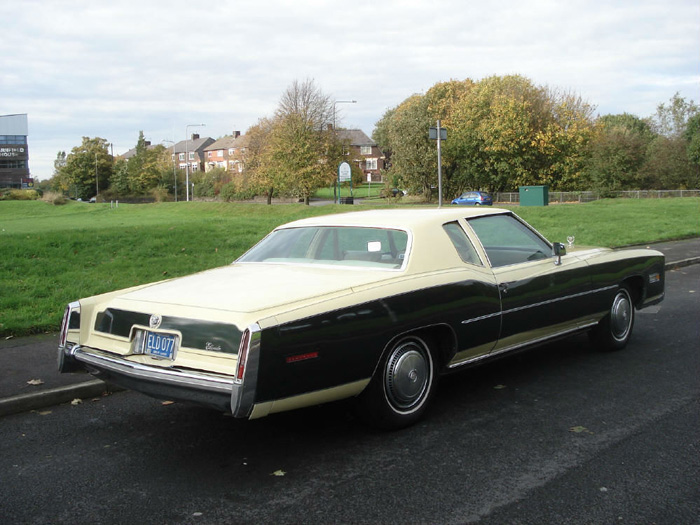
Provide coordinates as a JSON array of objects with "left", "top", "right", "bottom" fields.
[{"left": 1, "top": 265, "right": 698, "bottom": 525}]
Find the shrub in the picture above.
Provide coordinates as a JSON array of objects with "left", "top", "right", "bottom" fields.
[
  {"left": 150, "top": 186, "right": 171, "bottom": 202},
  {"left": 2, "top": 189, "right": 40, "bottom": 201},
  {"left": 41, "top": 191, "right": 67, "bottom": 205},
  {"left": 220, "top": 178, "right": 258, "bottom": 201}
]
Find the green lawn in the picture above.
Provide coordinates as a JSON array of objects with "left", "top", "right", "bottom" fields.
[
  {"left": 314, "top": 183, "right": 384, "bottom": 199},
  {"left": 1, "top": 198, "right": 698, "bottom": 336}
]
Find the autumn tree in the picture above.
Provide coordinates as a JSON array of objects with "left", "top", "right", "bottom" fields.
[
  {"left": 375, "top": 75, "right": 597, "bottom": 198},
  {"left": 245, "top": 79, "right": 343, "bottom": 204},
  {"left": 245, "top": 117, "right": 278, "bottom": 204},
  {"left": 375, "top": 95, "right": 437, "bottom": 198},
  {"left": 56, "top": 137, "right": 112, "bottom": 199}
]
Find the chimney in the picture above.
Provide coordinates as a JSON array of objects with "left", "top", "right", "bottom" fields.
[
  {"left": 234, "top": 130, "right": 241, "bottom": 138},
  {"left": 191, "top": 133, "right": 199, "bottom": 140}
]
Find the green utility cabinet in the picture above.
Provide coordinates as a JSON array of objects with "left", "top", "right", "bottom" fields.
[{"left": 519, "top": 185, "right": 549, "bottom": 206}]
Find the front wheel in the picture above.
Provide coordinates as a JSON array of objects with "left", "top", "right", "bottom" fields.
[
  {"left": 357, "top": 335, "right": 437, "bottom": 430},
  {"left": 589, "top": 285, "right": 635, "bottom": 351}
]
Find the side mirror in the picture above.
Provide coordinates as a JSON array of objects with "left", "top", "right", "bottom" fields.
[{"left": 553, "top": 243, "right": 566, "bottom": 265}]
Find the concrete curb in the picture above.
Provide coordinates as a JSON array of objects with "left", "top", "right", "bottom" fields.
[
  {"left": 0, "top": 380, "right": 123, "bottom": 418},
  {"left": 665, "top": 257, "right": 700, "bottom": 270}
]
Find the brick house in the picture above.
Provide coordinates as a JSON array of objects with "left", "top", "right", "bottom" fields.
[
  {"left": 171, "top": 134, "right": 215, "bottom": 174},
  {"left": 203, "top": 131, "right": 249, "bottom": 173},
  {"left": 336, "top": 129, "right": 386, "bottom": 183}
]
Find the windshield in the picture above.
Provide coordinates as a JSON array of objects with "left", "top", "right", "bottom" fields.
[{"left": 237, "top": 226, "right": 409, "bottom": 269}]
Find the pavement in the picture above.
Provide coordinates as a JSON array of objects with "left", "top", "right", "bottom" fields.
[{"left": 1, "top": 237, "right": 698, "bottom": 418}]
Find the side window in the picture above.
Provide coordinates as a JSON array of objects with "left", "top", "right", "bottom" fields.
[
  {"left": 443, "top": 222, "right": 481, "bottom": 265},
  {"left": 468, "top": 214, "right": 551, "bottom": 267}
]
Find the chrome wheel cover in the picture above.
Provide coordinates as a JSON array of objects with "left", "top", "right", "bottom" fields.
[
  {"left": 384, "top": 341, "right": 430, "bottom": 412},
  {"left": 610, "top": 290, "right": 632, "bottom": 341}
]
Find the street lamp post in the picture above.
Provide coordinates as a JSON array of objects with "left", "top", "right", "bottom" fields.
[
  {"left": 333, "top": 100, "right": 356, "bottom": 130},
  {"left": 95, "top": 152, "right": 99, "bottom": 198},
  {"left": 185, "top": 123, "right": 205, "bottom": 202}
]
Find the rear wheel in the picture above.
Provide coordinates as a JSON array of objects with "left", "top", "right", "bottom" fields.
[
  {"left": 357, "top": 335, "right": 437, "bottom": 430},
  {"left": 590, "top": 285, "right": 635, "bottom": 351}
]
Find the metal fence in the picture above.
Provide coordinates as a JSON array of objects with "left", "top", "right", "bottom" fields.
[{"left": 495, "top": 189, "right": 700, "bottom": 204}]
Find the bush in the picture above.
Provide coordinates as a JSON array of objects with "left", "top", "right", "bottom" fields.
[
  {"left": 220, "top": 178, "right": 258, "bottom": 201},
  {"left": 150, "top": 186, "right": 171, "bottom": 202},
  {"left": 39, "top": 192, "right": 67, "bottom": 205},
  {"left": 1, "top": 189, "right": 40, "bottom": 201}
]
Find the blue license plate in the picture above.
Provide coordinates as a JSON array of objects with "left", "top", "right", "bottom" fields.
[{"left": 145, "top": 331, "right": 177, "bottom": 360}]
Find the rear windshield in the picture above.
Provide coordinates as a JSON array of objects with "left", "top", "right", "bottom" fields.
[{"left": 237, "top": 226, "right": 409, "bottom": 269}]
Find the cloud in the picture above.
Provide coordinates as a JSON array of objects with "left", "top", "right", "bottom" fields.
[{"left": 2, "top": 0, "right": 698, "bottom": 180}]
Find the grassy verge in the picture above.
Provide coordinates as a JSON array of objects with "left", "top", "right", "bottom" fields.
[{"left": 1, "top": 198, "right": 697, "bottom": 336}]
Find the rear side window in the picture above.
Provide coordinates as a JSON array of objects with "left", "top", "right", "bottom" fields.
[{"left": 443, "top": 222, "right": 481, "bottom": 265}]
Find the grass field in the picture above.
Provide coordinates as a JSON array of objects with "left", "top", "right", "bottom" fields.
[
  {"left": 1, "top": 198, "right": 698, "bottom": 336},
  {"left": 314, "top": 183, "right": 384, "bottom": 199}
]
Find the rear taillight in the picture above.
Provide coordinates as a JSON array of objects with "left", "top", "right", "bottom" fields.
[{"left": 235, "top": 329, "right": 251, "bottom": 384}]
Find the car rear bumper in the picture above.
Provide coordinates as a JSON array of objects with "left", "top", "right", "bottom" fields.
[{"left": 58, "top": 344, "right": 253, "bottom": 416}]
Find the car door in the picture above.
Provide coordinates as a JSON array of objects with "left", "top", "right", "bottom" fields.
[
  {"left": 466, "top": 213, "right": 596, "bottom": 353},
  {"left": 441, "top": 221, "right": 501, "bottom": 366}
]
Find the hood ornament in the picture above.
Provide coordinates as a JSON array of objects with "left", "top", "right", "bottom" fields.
[{"left": 149, "top": 314, "right": 162, "bottom": 329}]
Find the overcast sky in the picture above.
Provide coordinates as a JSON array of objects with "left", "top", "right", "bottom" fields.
[{"left": 3, "top": 0, "right": 698, "bottom": 181}]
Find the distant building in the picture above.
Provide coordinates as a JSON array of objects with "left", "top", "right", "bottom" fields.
[
  {"left": 0, "top": 114, "right": 31, "bottom": 189},
  {"left": 336, "top": 129, "right": 385, "bottom": 183},
  {"left": 203, "top": 131, "right": 250, "bottom": 173},
  {"left": 120, "top": 140, "right": 158, "bottom": 160},
  {"left": 169, "top": 134, "right": 216, "bottom": 173}
]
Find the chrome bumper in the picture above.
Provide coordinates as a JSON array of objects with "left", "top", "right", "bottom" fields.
[{"left": 58, "top": 344, "right": 254, "bottom": 417}]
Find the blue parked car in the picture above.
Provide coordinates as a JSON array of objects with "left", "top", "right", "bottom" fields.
[{"left": 451, "top": 191, "right": 493, "bottom": 206}]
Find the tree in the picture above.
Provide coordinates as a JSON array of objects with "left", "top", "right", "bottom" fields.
[
  {"left": 643, "top": 94, "right": 700, "bottom": 189},
  {"left": 276, "top": 78, "right": 334, "bottom": 131},
  {"left": 651, "top": 92, "right": 699, "bottom": 138},
  {"left": 245, "top": 117, "right": 278, "bottom": 204},
  {"left": 124, "top": 132, "right": 167, "bottom": 194},
  {"left": 378, "top": 95, "right": 436, "bottom": 198},
  {"left": 267, "top": 112, "right": 341, "bottom": 204},
  {"left": 57, "top": 137, "right": 112, "bottom": 199},
  {"left": 685, "top": 113, "right": 700, "bottom": 175},
  {"left": 585, "top": 115, "right": 652, "bottom": 192},
  {"left": 246, "top": 79, "right": 343, "bottom": 204},
  {"left": 374, "top": 75, "right": 597, "bottom": 199}
]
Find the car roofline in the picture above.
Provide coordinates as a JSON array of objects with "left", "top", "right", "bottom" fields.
[{"left": 276, "top": 208, "right": 509, "bottom": 231}]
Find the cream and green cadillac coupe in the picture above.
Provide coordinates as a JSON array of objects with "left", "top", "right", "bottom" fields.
[{"left": 58, "top": 208, "right": 665, "bottom": 429}]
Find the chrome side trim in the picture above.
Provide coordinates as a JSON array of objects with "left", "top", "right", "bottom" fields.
[
  {"left": 461, "top": 312, "right": 500, "bottom": 325},
  {"left": 461, "top": 285, "right": 616, "bottom": 324},
  {"left": 231, "top": 323, "right": 262, "bottom": 418},
  {"left": 448, "top": 321, "right": 599, "bottom": 370}
]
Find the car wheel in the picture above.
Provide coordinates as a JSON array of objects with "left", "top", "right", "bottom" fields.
[
  {"left": 357, "top": 335, "right": 437, "bottom": 430},
  {"left": 589, "top": 285, "right": 635, "bottom": 351}
]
